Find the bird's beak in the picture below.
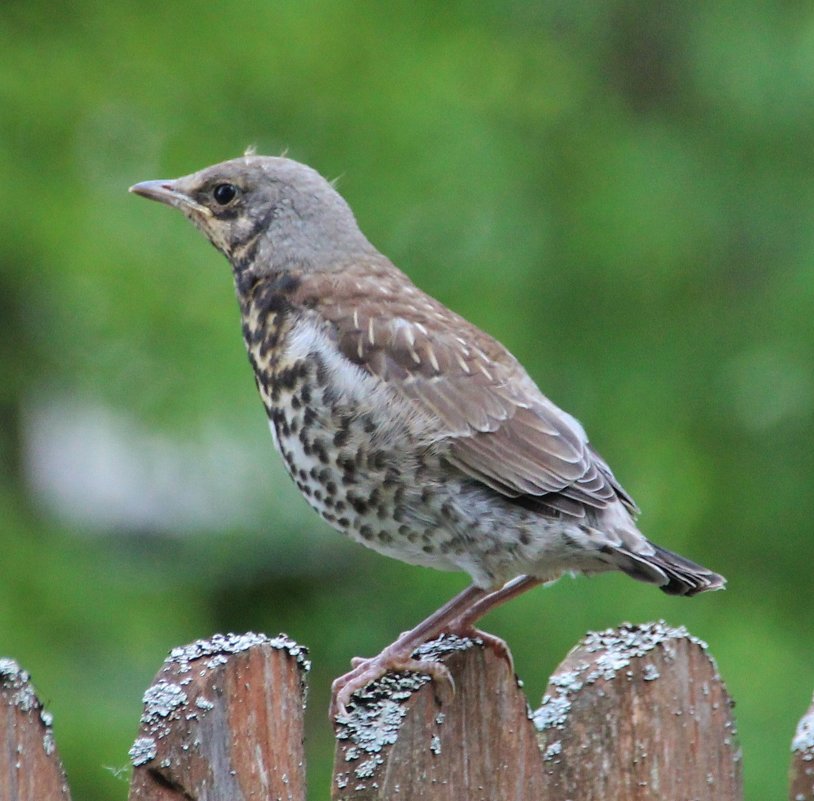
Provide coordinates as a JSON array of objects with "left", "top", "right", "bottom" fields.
[
  {"left": 129, "top": 179, "right": 209, "bottom": 215},
  {"left": 129, "top": 179, "right": 182, "bottom": 205}
]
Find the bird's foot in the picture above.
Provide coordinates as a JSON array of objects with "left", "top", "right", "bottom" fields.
[{"left": 331, "top": 645, "right": 455, "bottom": 719}]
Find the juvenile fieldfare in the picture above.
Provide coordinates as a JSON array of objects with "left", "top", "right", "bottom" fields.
[{"left": 131, "top": 155, "right": 724, "bottom": 717}]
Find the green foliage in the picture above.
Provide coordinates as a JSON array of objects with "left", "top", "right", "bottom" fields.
[{"left": 2, "top": 2, "right": 813, "bottom": 798}]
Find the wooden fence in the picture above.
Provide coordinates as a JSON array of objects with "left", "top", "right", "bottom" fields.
[{"left": 1, "top": 622, "right": 811, "bottom": 800}]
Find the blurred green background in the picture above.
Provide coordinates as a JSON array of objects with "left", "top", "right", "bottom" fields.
[{"left": 2, "top": 2, "right": 812, "bottom": 798}]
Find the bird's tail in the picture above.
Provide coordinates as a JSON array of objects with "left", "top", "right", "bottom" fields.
[{"left": 609, "top": 542, "right": 726, "bottom": 597}]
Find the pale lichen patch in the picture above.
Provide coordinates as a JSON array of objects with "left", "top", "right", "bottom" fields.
[
  {"left": 792, "top": 694, "right": 814, "bottom": 758},
  {"left": 129, "top": 736, "right": 157, "bottom": 767},
  {"left": 335, "top": 634, "right": 479, "bottom": 787},
  {"left": 533, "top": 621, "right": 710, "bottom": 734}
]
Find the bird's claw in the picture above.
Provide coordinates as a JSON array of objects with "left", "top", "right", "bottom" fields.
[
  {"left": 477, "top": 629, "right": 515, "bottom": 674},
  {"left": 331, "top": 650, "right": 455, "bottom": 719},
  {"left": 447, "top": 623, "right": 516, "bottom": 675}
]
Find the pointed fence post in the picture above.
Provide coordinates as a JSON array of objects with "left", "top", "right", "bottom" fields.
[
  {"left": 534, "top": 622, "right": 742, "bottom": 800},
  {"left": 332, "top": 635, "right": 546, "bottom": 801},
  {"left": 127, "top": 632, "right": 309, "bottom": 801},
  {"left": 0, "top": 659, "right": 72, "bottom": 801}
]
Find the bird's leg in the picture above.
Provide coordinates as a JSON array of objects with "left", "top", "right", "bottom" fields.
[
  {"left": 330, "top": 577, "right": 544, "bottom": 718},
  {"left": 331, "top": 583, "right": 488, "bottom": 718},
  {"left": 448, "top": 575, "right": 542, "bottom": 631},
  {"left": 445, "top": 575, "right": 543, "bottom": 674}
]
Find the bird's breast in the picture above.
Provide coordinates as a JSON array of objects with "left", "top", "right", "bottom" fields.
[{"left": 240, "top": 308, "right": 466, "bottom": 568}]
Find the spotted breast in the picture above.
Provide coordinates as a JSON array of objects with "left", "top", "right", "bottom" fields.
[{"left": 236, "top": 264, "right": 498, "bottom": 577}]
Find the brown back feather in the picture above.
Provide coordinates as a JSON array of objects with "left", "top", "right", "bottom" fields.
[{"left": 293, "top": 262, "right": 637, "bottom": 518}]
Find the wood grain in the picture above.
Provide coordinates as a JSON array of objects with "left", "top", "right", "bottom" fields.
[
  {"left": 127, "top": 633, "right": 309, "bottom": 801},
  {"left": 534, "top": 621, "right": 742, "bottom": 800},
  {"left": 0, "top": 658, "right": 71, "bottom": 801},
  {"left": 331, "top": 634, "right": 546, "bottom": 801}
]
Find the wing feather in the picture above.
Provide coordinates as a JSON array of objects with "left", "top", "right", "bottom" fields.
[{"left": 296, "top": 268, "right": 636, "bottom": 517}]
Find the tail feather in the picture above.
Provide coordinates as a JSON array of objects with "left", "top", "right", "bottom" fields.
[{"left": 610, "top": 543, "right": 726, "bottom": 597}]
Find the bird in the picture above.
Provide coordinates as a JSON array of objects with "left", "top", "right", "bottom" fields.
[{"left": 130, "top": 154, "right": 725, "bottom": 717}]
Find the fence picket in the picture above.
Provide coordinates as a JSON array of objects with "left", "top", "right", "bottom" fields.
[
  {"left": 534, "top": 622, "right": 742, "bottom": 801},
  {"left": 0, "top": 659, "right": 72, "bottom": 801},
  {"left": 332, "top": 635, "right": 546, "bottom": 800},
  {"left": 126, "top": 633, "right": 309, "bottom": 801}
]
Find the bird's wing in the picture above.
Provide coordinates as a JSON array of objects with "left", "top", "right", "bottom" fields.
[{"left": 300, "top": 267, "right": 636, "bottom": 518}]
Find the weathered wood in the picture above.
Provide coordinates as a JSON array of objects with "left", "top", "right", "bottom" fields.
[
  {"left": 331, "top": 635, "right": 546, "bottom": 800},
  {"left": 534, "top": 621, "right": 742, "bottom": 801},
  {"left": 127, "top": 632, "right": 309, "bottom": 801},
  {"left": 0, "top": 623, "right": 752, "bottom": 800},
  {"left": 0, "top": 658, "right": 71, "bottom": 801},
  {"left": 790, "top": 692, "right": 814, "bottom": 801}
]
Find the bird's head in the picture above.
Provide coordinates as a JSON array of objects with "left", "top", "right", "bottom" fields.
[{"left": 130, "top": 155, "right": 375, "bottom": 276}]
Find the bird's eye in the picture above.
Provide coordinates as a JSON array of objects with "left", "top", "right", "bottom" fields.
[{"left": 212, "top": 183, "right": 238, "bottom": 206}]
